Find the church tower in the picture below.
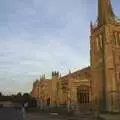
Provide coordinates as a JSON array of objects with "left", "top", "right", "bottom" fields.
[{"left": 90, "top": 0, "right": 120, "bottom": 112}]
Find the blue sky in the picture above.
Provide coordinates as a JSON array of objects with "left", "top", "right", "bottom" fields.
[{"left": 0, "top": 0, "right": 119, "bottom": 94}]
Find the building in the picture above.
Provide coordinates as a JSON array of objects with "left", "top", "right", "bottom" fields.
[
  {"left": 31, "top": 0, "right": 120, "bottom": 113},
  {"left": 31, "top": 68, "right": 92, "bottom": 111},
  {"left": 90, "top": 0, "right": 120, "bottom": 112}
]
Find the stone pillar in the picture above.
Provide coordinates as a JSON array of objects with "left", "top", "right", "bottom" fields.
[
  {"left": 40, "top": 100, "right": 44, "bottom": 110},
  {"left": 71, "top": 87, "right": 77, "bottom": 111},
  {"left": 67, "top": 90, "right": 71, "bottom": 112}
]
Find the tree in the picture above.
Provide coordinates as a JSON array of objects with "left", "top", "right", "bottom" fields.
[
  {"left": 22, "top": 93, "right": 31, "bottom": 103},
  {"left": 23, "top": 93, "right": 30, "bottom": 98},
  {"left": 0, "top": 92, "right": 2, "bottom": 96},
  {"left": 17, "top": 92, "right": 22, "bottom": 97}
]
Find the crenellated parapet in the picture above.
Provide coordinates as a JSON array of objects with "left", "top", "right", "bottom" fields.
[
  {"left": 52, "top": 71, "right": 60, "bottom": 78},
  {"left": 33, "top": 79, "right": 40, "bottom": 87},
  {"left": 40, "top": 74, "right": 46, "bottom": 80}
]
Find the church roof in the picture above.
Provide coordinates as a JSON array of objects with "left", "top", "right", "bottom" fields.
[{"left": 61, "top": 66, "right": 91, "bottom": 80}]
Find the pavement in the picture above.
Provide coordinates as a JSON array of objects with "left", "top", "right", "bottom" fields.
[
  {"left": 99, "top": 114, "right": 120, "bottom": 120},
  {"left": 27, "top": 112, "right": 66, "bottom": 120},
  {"left": 27, "top": 110, "right": 98, "bottom": 120}
]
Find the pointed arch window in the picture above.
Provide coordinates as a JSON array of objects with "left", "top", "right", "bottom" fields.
[
  {"left": 118, "top": 33, "right": 120, "bottom": 45},
  {"left": 96, "top": 37, "right": 99, "bottom": 50},
  {"left": 114, "top": 32, "right": 120, "bottom": 46},
  {"left": 95, "top": 34, "right": 103, "bottom": 51},
  {"left": 117, "top": 32, "right": 120, "bottom": 46},
  {"left": 77, "top": 85, "right": 89, "bottom": 104},
  {"left": 116, "top": 72, "right": 120, "bottom": 81},
  {"left": 118, "top": 72, "right": 120, "bottom": 80},
  {"left": 114, "top": 32, "right": 118, "bottom": 45},
  {"left": 99, "top": 34, "right": 103, "bottom": 49},
  {"left": 113, "top": 32, "right": 115, "bottom": 45}
]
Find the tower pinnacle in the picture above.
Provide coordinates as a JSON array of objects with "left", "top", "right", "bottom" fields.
[{"left": 98, "top": 0, "right": 116, "bottom": 25}]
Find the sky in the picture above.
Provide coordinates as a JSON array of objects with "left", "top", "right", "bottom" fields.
[{"left": 0, "top": 0, "right": 120, "bottom": 94}]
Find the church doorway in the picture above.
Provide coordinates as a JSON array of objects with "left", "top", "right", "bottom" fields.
[{"left": 77, "top": 85, "right": 89, "bottom": 104}]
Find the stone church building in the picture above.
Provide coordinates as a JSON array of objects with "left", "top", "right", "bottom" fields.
[{"left": 32, "top": 0, "right": 120, "bottom": 113}]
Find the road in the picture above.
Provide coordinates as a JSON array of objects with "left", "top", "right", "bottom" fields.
[
  {"left": 0, "top": 107, "right": 97, "bottom": 120},
  {"left": 0, "top": 107, "right": 25, "bottom": 120},
  {"left": 0, "top": 108, "right": 67, "bottom": 120}
]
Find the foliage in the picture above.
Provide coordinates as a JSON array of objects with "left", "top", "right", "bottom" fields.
[
  {"left": 0, "top": 92, "right": 2, "bottom": 96},
  {"left": 16, "top": 92, "right": 22, "bottom": 97},
  {"left": 0, "top": 92, "right": 37, "bottom": 108}
]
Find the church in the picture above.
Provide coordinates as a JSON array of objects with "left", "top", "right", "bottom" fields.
[{"left": 31, "top": 0, "right": 120, "bottom": 113}]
